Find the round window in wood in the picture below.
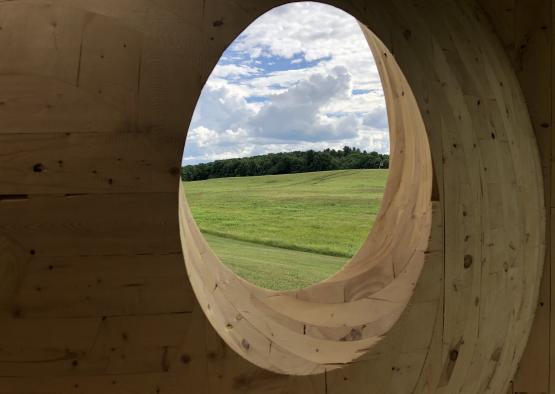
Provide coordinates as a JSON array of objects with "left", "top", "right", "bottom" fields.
[{"left": 179, "top": 2, "right": 433, "bottom": 375}]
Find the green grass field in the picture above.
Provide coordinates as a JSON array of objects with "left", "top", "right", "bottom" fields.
[{"left": 184, "top": 169, "right": 387, "bottom": 290}]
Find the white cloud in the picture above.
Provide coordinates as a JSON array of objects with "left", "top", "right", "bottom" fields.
[
  {"left": 212, "top": 64, "right": 260, "bottom": 79},
  {"left": 250, "top": 67, "right": 358, "bottom": 142},
  {"left": 189, "top": 82, "right": 257, "bottom": 133},
  {"left": 363, "top": 106, "right": 389, "bottom": 130},
  {"left": 183, "top": 2, "right": 389, "bottom": 165},
  {"left": 232, "top": 2, "right": 382, "bottom": 91}
]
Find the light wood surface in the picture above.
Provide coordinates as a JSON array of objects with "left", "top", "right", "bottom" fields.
[{"left": 0, "top": 0, "right": 549, "bottom": 393}]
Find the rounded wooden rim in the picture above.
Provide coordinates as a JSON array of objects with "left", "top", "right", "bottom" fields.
[{"left": 179, "top": 23, "right": 433, "bottom": 375}]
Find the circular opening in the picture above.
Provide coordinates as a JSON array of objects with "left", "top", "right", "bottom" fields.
[
  {"left": 179, "top": 1, "right": 433, "bottom": 376},
  {"left": 182, "top": 2, "right": 391, "bottom": 291}
]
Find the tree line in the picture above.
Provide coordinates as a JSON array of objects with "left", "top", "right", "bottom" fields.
[{"left": 181, "top": 146, "right": 389, "bottom": 181}]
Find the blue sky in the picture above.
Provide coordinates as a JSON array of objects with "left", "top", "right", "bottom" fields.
[{"left": 183, "top": 2, "right": 389, "bottom": 165}]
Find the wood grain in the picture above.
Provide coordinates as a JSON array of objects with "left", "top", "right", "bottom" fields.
[{"left": 0, "top": 0, "right": 548, "bottom": 393}]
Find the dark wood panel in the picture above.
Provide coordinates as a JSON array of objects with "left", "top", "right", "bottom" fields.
[{"left": 0, "top": 313, "right": 190, "bottom": 377}]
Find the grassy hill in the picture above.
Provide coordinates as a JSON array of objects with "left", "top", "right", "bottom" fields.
[
  {"left": 202, "top": 233, "right": 348, "bottom": 290},
  {"left": 183, "top": 169, "right": 387, "bottom": 290}
]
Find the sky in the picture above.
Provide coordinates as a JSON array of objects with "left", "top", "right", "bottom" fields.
[{"left": 183, "top": 2, "right": 389, "bottom": 165}]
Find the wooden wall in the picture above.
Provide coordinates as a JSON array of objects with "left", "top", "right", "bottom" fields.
[
  {"left": 479, "top": 1, "right": 553, "bottom": 392},
  {"left": 0, "top": 2, "right": 199, "bottom": 391},
  {"left": 0, "top": 0, "right": 551, "bottom": 393}
]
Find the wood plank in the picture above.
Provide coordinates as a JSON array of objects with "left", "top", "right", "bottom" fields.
[
  {"left": 479, "top": 0, "right": 516, "bottom": 50},
  {"left": 0, "top": 313, "right": 190, "bottom": 377},
  {"left": 0, "top": 2, "right": 197, "bottom": 136},
  {"left": 78, "top": 12, "right": 142, "bottom": 118},
  {"left": 508, "top": 0, "right": 552, "bottom": 392},
  {"left": 515, "top": 258, "right": 551, "bottom": 392},
  {"left": 0, "top": 235, "right": 28, "bottom": 311},
  {"left": 0, "top": 3, "right": 85, "bottom": 84},
  {"left": 0, "top": 317, "right": 102, "bottom": 368},
  {"left": 14, "top": 253, "right": 194, "bottom": 318},
  {"left": 552, "top": 1, "right": 555, "bottom": 392},
  {"left": 0, "top": 75, "right": 128, "bottom": 134},
  {"left": 0, "top": 131, "right": 183, "bottom": 194},
  {"left": 480, "top": 0, "right": 552, "bottom": 391},
  {"left": 0, "top": 5, "right": 143, "bottom": 128},
  {"left": 0, "top": 374, "right": 169, "bottom": 394},
  {"left": 88, "top": 313, "right": 191, "bottom": 375},
  {"left": 0, "top": 193, "right": 181, "bottom": 257}
]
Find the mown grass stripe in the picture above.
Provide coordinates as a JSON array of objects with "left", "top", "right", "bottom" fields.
[{"left": 184, "top": 169, "right": 387, "bottom": 290}]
